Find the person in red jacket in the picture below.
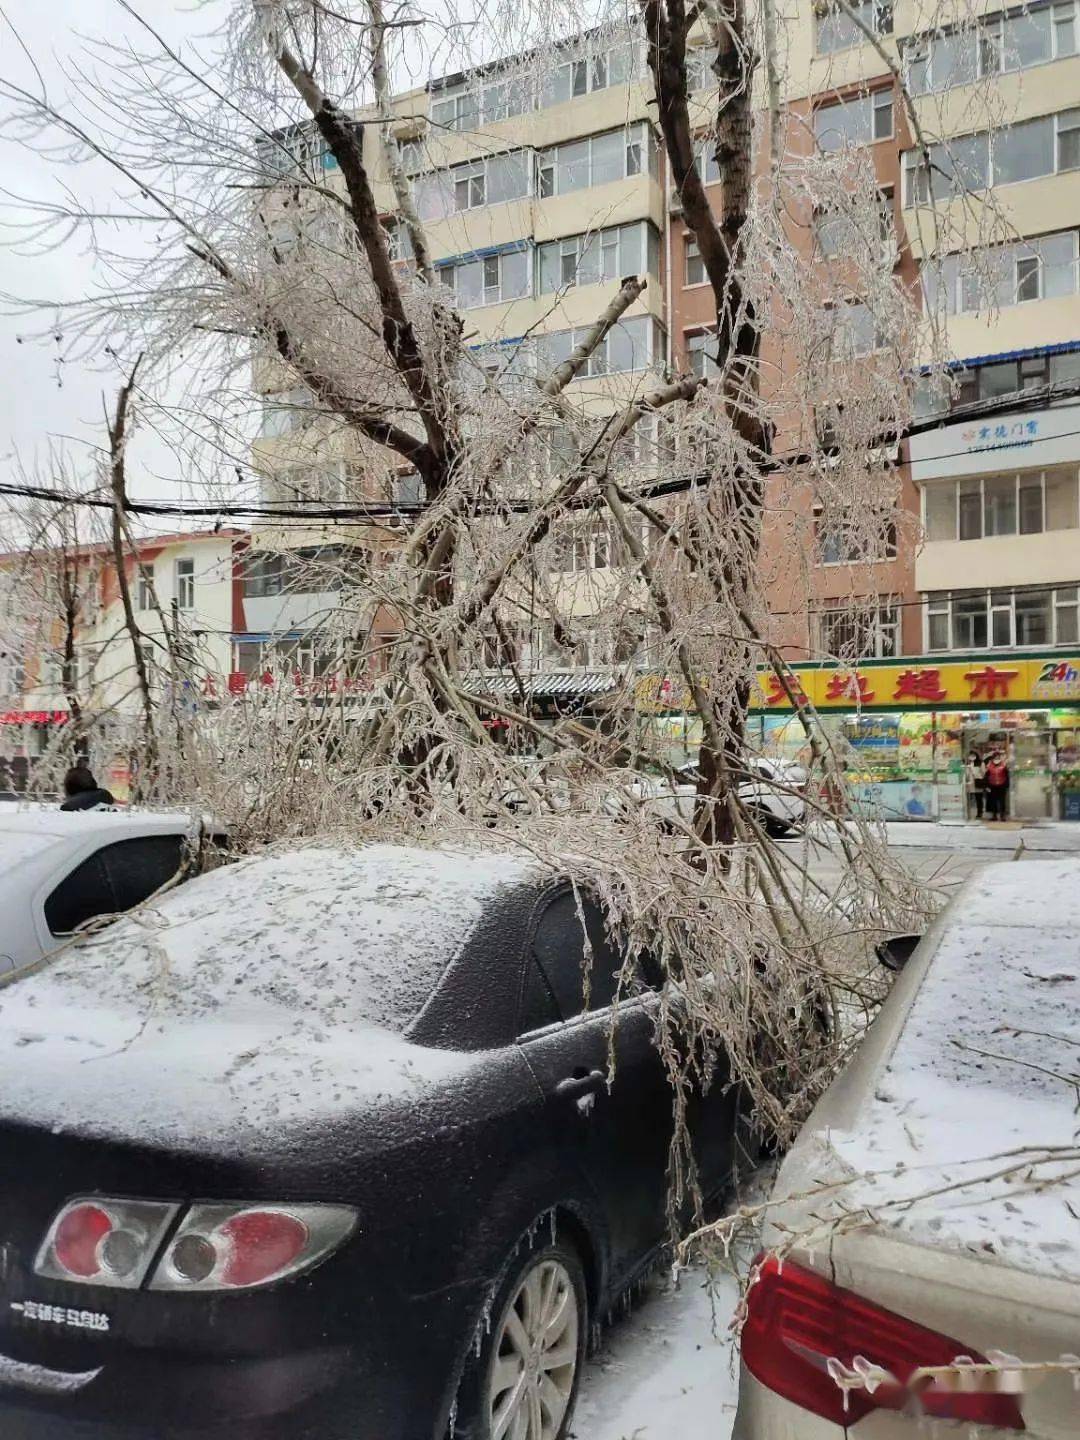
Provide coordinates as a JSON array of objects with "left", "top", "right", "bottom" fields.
[{"left": 984, "top": 750, "right": 1010, "bottom": 821}]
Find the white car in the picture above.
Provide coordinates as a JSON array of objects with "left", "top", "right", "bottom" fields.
[
  {"left": 0, "top": 810, "right": 224, "bottom": 978},
  {"left": 733, "top": 857, "right": 1080, "bottom": 1440}
]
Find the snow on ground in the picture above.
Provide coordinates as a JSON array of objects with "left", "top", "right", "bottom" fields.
[
  {"left": 881, "top": 820, "right": 1080, "bottom": 851},
  {"left": 573, "top": 1268, "right": 741, "bottom": 1440}
]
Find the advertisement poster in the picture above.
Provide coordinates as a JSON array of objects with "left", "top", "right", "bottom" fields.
[{"left": 850, "top": 779, "right": 939, "bottom": 821}]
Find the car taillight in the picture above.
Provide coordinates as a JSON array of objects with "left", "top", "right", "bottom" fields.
[
  {"left": 742, "top": 1254, "right": 1025, "bottom": 1430},
  {"left": 35, "top": 1198, "right": 355, "bottom": 1293},
  {"left": 149, "top": 1202, "right": 356, "bottom": 1292},
  {"left": 36, "top": 1198, "right": 180, "bottom": 1288}
]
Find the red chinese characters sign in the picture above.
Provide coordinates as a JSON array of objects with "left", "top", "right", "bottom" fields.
[{"left": 0, "top": 710, "right": 70, "bottom": 726}]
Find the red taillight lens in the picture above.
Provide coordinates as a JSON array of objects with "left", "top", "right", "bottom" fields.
[
  {"left": 36, "top": 1197, "right": 180, "bottom": 1289},
  {"left": 52, "top": 1204, "right": 112, "bottom": 1278},
  {"left": 741, "top": 1255, "right": 1025, "bottom": 1430},
  {"left": 219, "top": 1210, "right": 308, "bottom": 1288}
]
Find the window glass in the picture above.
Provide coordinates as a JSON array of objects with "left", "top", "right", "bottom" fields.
[
  {"left": 994, "top": 117, "right": 1054, "bottom": 184},
  {"left": 927, "top": 599, "right": 950, "bottom": 650},
  {"left": 619, "top": 222, "right": 644, "bottom": 276},
  {"left": 101, "top": 836, "right": 187, "bottom": 913},
  {"left": 981, "top": 361, "right": 1020, "bottom": 399},
  {"left": 487, "top": 152, "right": 529, "bottom": 203},
  {"left": 991, "top": 596, "right": 1013, "bottom": 647},
  {"left": 518, "top": 958, "right": 561, "bottom": 1033},
  {"left": 1003, "top": 7, "right": 1052, "bottom": 68},
  {"left": 686, "top": 236, "right": 705, "bottom": 285},
  {"left": 501, "top": 248, "right": 530, "bottom": 299},
  {"left": 1019, "top": 477, "right": 1044, "bottom": 533},
  {"left": 1051, "top": 348, "right": 1080, "bottom": 383},
  {"left": 958, "top": 481, "right": 983, "bottom": 539},
  {"left": 558, "top": 138, "right": 591, "bottom": 193},
  {"left": 984, "top": 474, "right": 1017, "bottom": 535},
  {"left": 1046, "top": 468, "right": 1080, "bottom": 527},
  {"left": 591, "top": 130, "right": 625, "bottom": 186},
  {"left": 531, "top": 891, "right": 627, "bottom": 1017},
  {"left": 1056, "top": 587, "right": 1079, "bottom": 643},
  {"left": 925, "top": 483, "right": 958, "bottom": 540},
  {"left": 44, "top": 853, "right": 113, "bottom": 936},
  {"left": 953, "top": 592, "right": 988, "bottom": 647},
  {"left": 1015, "top": 590, "right": 1051, "bottom": 644},
  {"left": 1055, "top": 3, "right": 1077, "bottom": 55},
  {"left": 1058, "top": 110, "right": 1080, "bottom": 170},
  {"left": 1041, "top": 232, "right": 1078, "bottom": 296},
  {"left": 1016, "top": 253, "right": 1041, "bottom": 301}
]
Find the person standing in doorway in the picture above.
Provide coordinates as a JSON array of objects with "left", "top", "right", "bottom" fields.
[
  {"left": 965, "top": 750, "right": 985, "bottom": 820},
  {"left": 984, "top": 750, "right": 1010, "bottom": 821}
]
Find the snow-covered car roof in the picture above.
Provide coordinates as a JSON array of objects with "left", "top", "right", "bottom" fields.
[
  {"left": 820, "top": 857, "right": 1080, "bottom": 1277},
  {"left": 0, "top": 808, "right": 219, "bottom": 840}
]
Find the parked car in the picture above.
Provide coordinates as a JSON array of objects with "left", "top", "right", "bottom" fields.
[
  {"left": 0, "top": 843, "right": 744, "bottom": 1440},
  {"left": 0, "top": 810, "right": 225, "bottom": 978},
  {"left": 495, "top": 757, "right": 808, "bottom": 838},
  {"left": 733, "top": 857, "right": 1080, "bottom": 1440}
]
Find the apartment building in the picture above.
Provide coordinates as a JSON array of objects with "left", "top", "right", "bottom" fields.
[
  {"left": 250, "top": 9, "right": 1080, "bottom": 818},
  {"left": 0, "top": 531, "right": 243, "bottom": 796},
  {"left": 736, "top": 0, "right": 1080, "bottom": 821}
]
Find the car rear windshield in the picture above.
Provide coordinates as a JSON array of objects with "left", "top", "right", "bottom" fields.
[{"left": 34, "top": 844, "right": 533, "bottom": 1033}]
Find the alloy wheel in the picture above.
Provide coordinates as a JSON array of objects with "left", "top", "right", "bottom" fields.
[{"left": 488, "top": 1257, "right": 579, "bottom": 1440}]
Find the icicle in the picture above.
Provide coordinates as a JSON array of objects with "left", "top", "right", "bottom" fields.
[
  {"left": 548, "top": 1210, "right": 556, "bottom": 1245},
  {"left": 447, "top": 1397, "right": 458, "bottom": 1438}
]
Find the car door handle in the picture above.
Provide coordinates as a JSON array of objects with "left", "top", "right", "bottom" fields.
[{"left": 554, "top": 1069, "right": 606, "bottom": 1100}]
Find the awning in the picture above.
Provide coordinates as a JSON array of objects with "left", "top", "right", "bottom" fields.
[{"left": 469, "top": 670, "right": 619, "bottom": 700}]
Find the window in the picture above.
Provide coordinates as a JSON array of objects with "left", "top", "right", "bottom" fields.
[
  {"left": 904, "top": 110, "right": 1080, "bottom": 205},
  {"left": 44, "top": 836, "right": 187, "bottom": 936},
  {"left": 813, "top": 89, "right": 893, "bottom": 151},
  {"left": 136, "top": 566, "right": 153, "bottom": 612},
  {"left": 537, "top": 223, "right": 656, "bottom": 294},
  {"left": 242, "top": 552, "right": 284, "bottom": 598},
  {"left": 694, "top": 137, "right": 721, "bottom": 184},
  {"left": 174, "top": 558, "right": 195, "bottom": 611},
  {"left": 413, "top": 151, "right": 529, "bottom": 221},
  {"left": 685, "top": 235, "right": 705, "bottom": 286},
  {"left": 830, "top": 300, "right": 881, "bottom": 357},
  {"left": 924, "top": 470, "right": 1079, "bottom": 541},
  {"left": 259, "top": 387, "right": 313, "bottom": 438},
  {"left": 686, "top": 328, "right": 719, "bottom": 379},
  {"left": 537, "top": 124, "right": 654, "bottom": 198},
  {"left": 540, "top": 38, "right": 637, "bottom": 105},
  {"left": 935, "top": 349, "right": 1080, "bottom": 408},
  {"left": 814, "top": 190, "right": 894, "bottom": 259},
  {"left": 906, "top": 2, "right": 1078, "bottom": 93},
  {"left": 818, "top": 601, "right": 899, "bottom": 658},
  {"left": 926, "top": 586, "right": 1080, "bottom": 650},
  {"left": 817, "top": 512, "right": 898, "bottom": 563},
  {"left": 439, "top": 247, "right": 531, "bottom": 308},
  {"left": 518, "top": 958, "right": 561, "bottom": 1033},
  {"left": 531, "top": 891, "right": 631, "bottom": 1017},
  {"left": 685, "top": 46, "right": 714, "bottom": 91},
  {"left": 816, "top": 0, "right": 893, "bottom": 54},
  {"left": 550, "top": 518, "right": 614, "bottom": 573},
  {"left": 254, "top": 122, "right": 326, "bottom": 179},
  {"left": 538, "top": 315, "right": 660, "bottom": 378}
]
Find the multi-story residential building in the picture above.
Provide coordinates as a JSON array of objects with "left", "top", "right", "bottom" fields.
[
  {"left": 251, "top": 10, "right": 1080, "bottom": 819},
  {"left": 731, "top": 0, "right": 1080, "bottom": 821},
  {"left": 0, "top": 530, "right": 244, "bottom": 796}
]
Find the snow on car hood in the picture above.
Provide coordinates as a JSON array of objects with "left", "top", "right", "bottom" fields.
[
  {"left": 0, "top": 843, "right": 539, "bottom": 1149},
  {"left": 794, "top": 858, "right": 1080, "bottom": 1281}
]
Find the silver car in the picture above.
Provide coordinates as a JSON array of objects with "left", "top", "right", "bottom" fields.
[
  {"left": 733, "top": 857, "right": 1080, "bottom": 1440},
  {"left": 0, "top": 811, "right": 222, "bottom": 978}
]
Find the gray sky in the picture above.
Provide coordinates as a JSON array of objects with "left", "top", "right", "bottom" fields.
[{"left": 1, "top": 1, "right": 208, "bottom": 506}]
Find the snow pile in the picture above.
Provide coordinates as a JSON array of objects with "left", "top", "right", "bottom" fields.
[{"left": 830, "top": 857, "right": 1080, "bottom": 1278}]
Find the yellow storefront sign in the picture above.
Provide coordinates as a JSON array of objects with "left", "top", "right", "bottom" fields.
[{"left": 635, "top": 658, "right": 1080, "bottom": 713}]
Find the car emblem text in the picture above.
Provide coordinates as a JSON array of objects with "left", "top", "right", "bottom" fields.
[{"left": 9, "top": 1300, "right": 110, "bottom": 1332}]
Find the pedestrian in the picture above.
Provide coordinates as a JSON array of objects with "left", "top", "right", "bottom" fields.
[
  {"left": 983, "top": 750, "right": 1010, "bottom": 822},
  {"left": 59, "top": 765, "right": 116, "bottom": 812},
  {"left": 964, "top": 749, "right": 985, "bottom": 820}
]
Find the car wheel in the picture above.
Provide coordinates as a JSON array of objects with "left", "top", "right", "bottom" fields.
[{"left": 456, "top": 1237, "right": 587, "bottom": 1440}]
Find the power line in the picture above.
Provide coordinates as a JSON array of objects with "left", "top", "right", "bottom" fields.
[{"left": 2, "top": 381, "right": 1079, "bottom": 525}]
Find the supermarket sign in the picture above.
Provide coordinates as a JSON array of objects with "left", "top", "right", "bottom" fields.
[{"left": 636, "top": 658, "right": 1080, "bottom": 714}]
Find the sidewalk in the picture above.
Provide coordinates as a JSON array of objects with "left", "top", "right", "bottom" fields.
[{"left": 883, "top": 820, "right": 1080, "bottom": 852}]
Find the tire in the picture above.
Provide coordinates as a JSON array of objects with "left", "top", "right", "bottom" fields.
[{"left": 454, "top": 1234, "right": 588, "bottom": 1440}]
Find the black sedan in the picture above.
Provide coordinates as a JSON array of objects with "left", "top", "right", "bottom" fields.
[{"left": 0, "top": 843, "right": 742, "bottom": 1440}]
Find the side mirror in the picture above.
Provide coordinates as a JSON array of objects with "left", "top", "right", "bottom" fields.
[{"left": 875, "top": 934, "right": 922, "bottom": 972}]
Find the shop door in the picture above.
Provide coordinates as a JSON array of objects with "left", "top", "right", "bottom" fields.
[{"left": 1011, "top": 730, "right": 1054, "bottom": 818}]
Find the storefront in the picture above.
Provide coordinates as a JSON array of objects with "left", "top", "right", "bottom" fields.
[{"left": 635, "top": 653, "right": 1080, "bottom": 821}]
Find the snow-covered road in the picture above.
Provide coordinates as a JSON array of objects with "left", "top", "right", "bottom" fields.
[{"left": 572, "top": 1269, "right": 741, "bottom": 1440}]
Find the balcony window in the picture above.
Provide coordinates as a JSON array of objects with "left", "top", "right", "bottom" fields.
[
  {"left": 924, "top": 470, "right": 1080, "bottom": 541},
  {"left": 537, "top": 124, "right": 653, "bottom": 199},
  {"left": 816, "top": 0, "right": 893, "bottom": 55},
  {"left": 538, "top": 315, "right": 660, "bottom": 378},
  {"left": 537, "top": 222, "right": 655, "bottom": 294},
  {"left": 439, "top": 247, "right": 531, "bottom": 308},
  {"left": 540, "top": 38, "right": 638, "bottom": 106},
  {"left": 413, "top": 151, "right": 529, "bottom": 221},
  {"left": 925, "top": 586, "right": 1080, "bottom": 649}
]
